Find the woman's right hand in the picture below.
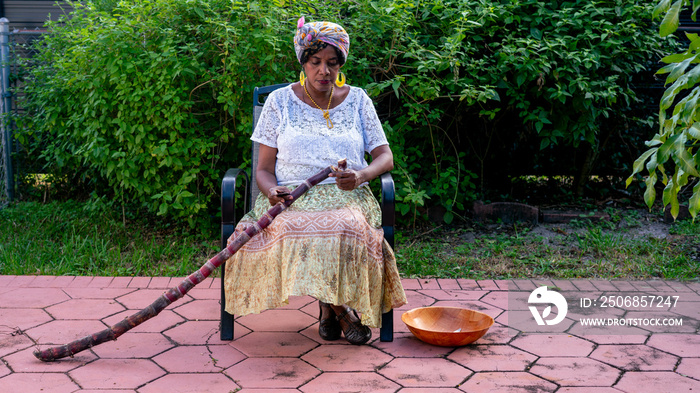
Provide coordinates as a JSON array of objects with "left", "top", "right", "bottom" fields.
[{"left": 267, "top": 186, "right": 293, "bottom": 206}]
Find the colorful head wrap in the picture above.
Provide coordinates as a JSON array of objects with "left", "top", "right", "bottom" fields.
[{"left": 294, "top": 17, "right": 350, "bottom": 65}]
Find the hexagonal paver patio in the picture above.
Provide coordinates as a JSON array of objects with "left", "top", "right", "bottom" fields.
[{"left": 1, "top": 275, "right": 699, "bottom": 392}]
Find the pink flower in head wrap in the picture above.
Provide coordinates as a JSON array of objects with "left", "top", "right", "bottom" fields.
[{"left": 294, "top": 18, "right": 350, "bottom": 65}]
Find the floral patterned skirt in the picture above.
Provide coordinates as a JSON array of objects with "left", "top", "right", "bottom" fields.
[{"left": 223, "top": 184, "right": 407, "bottom": 328}]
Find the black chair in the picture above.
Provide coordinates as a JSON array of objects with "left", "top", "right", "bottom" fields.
[{"left": 220, "top": 83, "right": 395, "bottom": 342}]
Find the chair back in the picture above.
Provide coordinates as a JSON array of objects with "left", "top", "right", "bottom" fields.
[{"left": 251, "top": 83, "right": 292, "bottom": 204}]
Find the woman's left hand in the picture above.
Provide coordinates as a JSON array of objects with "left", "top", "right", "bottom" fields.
[{"left": 330, "top": 169, "right": 365, "bottom": 191}]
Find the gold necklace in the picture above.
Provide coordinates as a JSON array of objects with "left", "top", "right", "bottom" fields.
[{"left": 304, "top": 84, "right": 334, "bottom": 129}]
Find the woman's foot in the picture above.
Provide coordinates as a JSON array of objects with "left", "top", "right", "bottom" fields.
[
  {"left": 318, "top": 301, "right": 341, "bottom": 341},
  {"left": 333, "top": 305, "right": 372, "bottom": 345}
]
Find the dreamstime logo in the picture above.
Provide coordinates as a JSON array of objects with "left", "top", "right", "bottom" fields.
[{"left": 528, "top": 286, "right": 568, "bottom": 326}]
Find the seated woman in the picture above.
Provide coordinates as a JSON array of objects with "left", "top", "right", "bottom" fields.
[{"left": 223, "top": 17, "right": 407, "bottom": 345}]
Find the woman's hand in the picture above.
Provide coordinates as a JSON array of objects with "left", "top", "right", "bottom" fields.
[
  {"left": 330, "top": 169, "right": 366, "bottom": 191},
  {"left": 267, "top": 186, "right": 293, "bottom": 206}
]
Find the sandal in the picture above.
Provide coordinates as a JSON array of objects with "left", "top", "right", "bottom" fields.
[
  {"left": 318, "top": 301, "right": 341, "bottom": 341},
  {"left": 336, "top": 308, "right": 372, "bottom": 345}
]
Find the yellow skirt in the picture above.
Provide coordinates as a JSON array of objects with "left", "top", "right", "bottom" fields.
[{"left": 223, "top": 184, "right": 406, "bottom": 327}]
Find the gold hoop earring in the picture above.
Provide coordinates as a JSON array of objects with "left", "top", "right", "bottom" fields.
[
  {"left": 335, "top": 72, "right": 346, "bottom": 87},
  {"left": 300, "top": 70, "right": 306, "bottom": 86}
]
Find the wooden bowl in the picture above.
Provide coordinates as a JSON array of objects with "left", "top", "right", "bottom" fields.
[{"left": 401, "top": 307, "right": 494, "bottom": 347}]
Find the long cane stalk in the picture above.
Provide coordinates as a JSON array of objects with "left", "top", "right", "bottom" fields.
[{"left": 34, "top": 159, "right": 347, "bottom": 362}]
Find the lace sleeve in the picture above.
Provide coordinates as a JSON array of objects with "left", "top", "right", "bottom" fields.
[
  {"left": 251, "top": 91, "right": 283, "bottom": 148},
  {"left": 359, "top": 90, "right": 389, "bottom": 153}
]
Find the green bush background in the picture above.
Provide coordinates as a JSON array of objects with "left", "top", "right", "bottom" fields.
[{"left": 15, "top": 0, "right": 675, "bottom": 228}]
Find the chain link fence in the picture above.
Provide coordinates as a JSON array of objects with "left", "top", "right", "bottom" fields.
[{"left": 0, "top": 19, "right": 46, "bottom": 208}]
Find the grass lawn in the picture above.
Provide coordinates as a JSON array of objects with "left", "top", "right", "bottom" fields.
[{"left": 1, "top": 200, "right": 699, "bottom": 280}]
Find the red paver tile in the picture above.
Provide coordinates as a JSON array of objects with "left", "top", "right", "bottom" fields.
[
  {"left": 152, "top": 345, "right": 246, "bottom": 372},
  {"left": 417, "top": 290, "right": 484, "bottom": 301},
  {"left": 164, "top": 320, "right": 236, "bottom": 345},
  {"left": 63, "top": 287, "right": 135, "bottom": 299},
  {"left": 647, "top": 333, "right": 700, "bottom": 357},
  {"left": 7, "top": 276, "right": 37, "bottom": 287},
  {"left": 665, "top": 281, "right": 695, "bottom": 292},
  {"left": 226, "top": 358, "right": 320, "bottom": 389},
  {"left": 86, "top": 276, "right": 114, "bottom": 287},
  {"left": 493, "top": 279, "right": 512, "bottom": 290},
  {"left": 575, "top": 334, "right": 647, "bottom": 345},
  {"left": 302, "top": 344, "right": 391, "bottom": 372},
  {"left": 0, "top": 308, "right": 52, "bottom": 331},
  {"left": 457, "top": 371, "right": 557, "bottom": 393},
  {"left": 26, "top": 320, "right": 107, "bottom": 345},
  {"left": 419, "top": 279, "right": 441, "bottom": 289},
  {"left": 566, "top": 321, "right": 649, "bottom": 337},
  {"left": 139, "top": 373, "right": 240, "bottom": 393},
  {"left": 186, "top": 287, "right": 221, "bottom": 300},
  {"left": 448, "top": 345, "right": 537, "bottom": 371},
  {"left": 590, "top": 280, "right": 619, "bottom": 291},
  {"left": 646, "top": 280, "right": 674, "bottom": 291},
  {"left": 432, "top": 300, "right": 504, "bottom": 319},
  {"left": 624, "top": 311, "right": 697, "bottom": 333},
  {"left": 173, "top": 298, "right": 220, "bottom": 320},
  {"left": 480, "top": 290, "right": 509, "bottom": 310},
  {"left": 399, "top": 389, "right": 463, "bottom": 393},
  {"left": 496, "top": 311, "right": 575, "bottom": 334},
  {"left": 91, "top": 332, "right": 174, "bottom": 358},
  {"left": 610, "top": 281, "right": 637, "bottom": 291},
  {"left": 108, "top": 276, "right": 132, "bottom": 287},
  {"left": 47, "top": 276, "right": 77, "bottom": 287},
  {"left": 590, "top": 344, "right": 678, "bottom": 371},
  {"left": 672, "top": 301, "right": 700, "bottom": 320},
  {"left": 146, "top": 276, "right": 171, "bottom": 289},
  {"left": 0, "top": 373, "right": 79, "bottom": 393},
  {"left": 372, "top": 332, "right": 453, "bottom": 358},
  {"left": 300, "top": 372, "right": 399, "bottom": 393},
  {"left": 237, "top": 390, "right": 300, "bottom": 393},
  {"left": 511, "top": 334, "right": 595, "bottom": 357},
  {"left": 79, "top": 390, "right": 136, "bottom": 393},
  {"left": 571, "top": 280, "right": 598, "bottom": 291},
  {"left": 25, "top": 276, "right": 57, "bottom": 288},
  {"left": 677, "top": 358, "right": 700, "bottom": 380},
  {"left": 0, "top": 275, "right": 16, "bottom": 287},
  {"left": 127, "top": 276, "right": 151, "bottom": 288},
  {"left": 3, "top": 346, "right": 96, "bottom": 373},
  {"left": 477, "top": 324, "right": 518, "bottom": 345},
  {"left": 378, "top": 358, "right": 471, "bottom": 387},
  {"left": 513, "top": 279, "right": 537, "bottom": 291},
  {"left": 457, "top": 279, "right": 480, "bottom": 290},
  {"left": 552, "top": 388, "right": 621, "bottom": 393},
  {"left": 437, "top": 279, "right": 461, "bottom": 290},
  {"left": 550, "top": 280, "right": 579, "bottom": 291},
  {"left": 401, "top": 279, "right": 421, "bottom": 290},
  {"left": 167, "top": 277, "right": 188, "bottom": 287},
  {"left": 116, "top": 289, "right": 192, "bottom": 310},
  {"left": 614, "top": 371, "right": 700, "bottom": 392},
  {"left": 0, "top": 288, "right": 70, "bottom": 308},
  {"left": 477, "top": 280, "right": 498, "bottom": 290},
  {"left": 629, "top": 280, "right": 654, "bottom": 291},
  {"left": 231, "top": 332, "right": 318, "bottom": 357},
  {"left": 46, "top": 298, "right": 125, "bottom": 320},
  {"left": 209, "top": 276, "right": 222, "bottom": 289},
  {"left": 69, "top": 359, "right": 165, "bottom": 390},
  {"left": 398, "top": 291, "right": 437, "bottom": 311},
  {"left": 529, "top": 357, "right": 620, "bottom": 386},
  {"left": 103, "top": 309, "right": 185, "bottom": 334},
  {"left": 237, "top": 309, "right": 318, "bottom": 332},
  {"left": 0, "top": 362, "right": 8, "bottom": 378},
  {"left": 0, "top": 330, "right": 34, "bottom": 358},
  {"left": 67, "top": 276, "right": 94, "bottom": 287}
]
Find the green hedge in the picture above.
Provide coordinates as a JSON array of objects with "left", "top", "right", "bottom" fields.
[{"left": 16, "top": 0, "right": 673, "bottom": 226}]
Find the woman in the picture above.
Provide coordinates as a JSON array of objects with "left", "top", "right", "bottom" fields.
[{"left": 223, "top": 17, "right": 406, "bottom": 345}]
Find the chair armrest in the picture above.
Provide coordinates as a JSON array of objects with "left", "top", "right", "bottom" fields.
[
  {"left": 379, "top": 172, "right": 395, "bottom": 249},
  {"left": 221, "top": 168, "right": 250, "bottom": 249}
]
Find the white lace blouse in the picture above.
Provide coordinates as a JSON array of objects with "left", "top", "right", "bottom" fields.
[{"left": 251, "top": 85, "right": 389, "bottom": 186}]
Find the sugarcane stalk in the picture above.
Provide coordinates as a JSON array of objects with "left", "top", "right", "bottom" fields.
[{"left": 34, "top": 159, "right": 347, "bottom": 362}]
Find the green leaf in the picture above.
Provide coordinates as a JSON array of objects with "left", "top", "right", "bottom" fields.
[
  {"left": 689, "top": 181, "right": 700, "bottom": 218},
  {"left": 644, "top": 171, "right": 658, "bottom": 209},
  {"left": 654, "top": 0, "right": 673, "bottom": 19},
  {"left": 660, "top": 0, "right": 683, "bottom": 37},
  {"left": 627, "top": 148, "right": 656, "bottom": 186}
]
